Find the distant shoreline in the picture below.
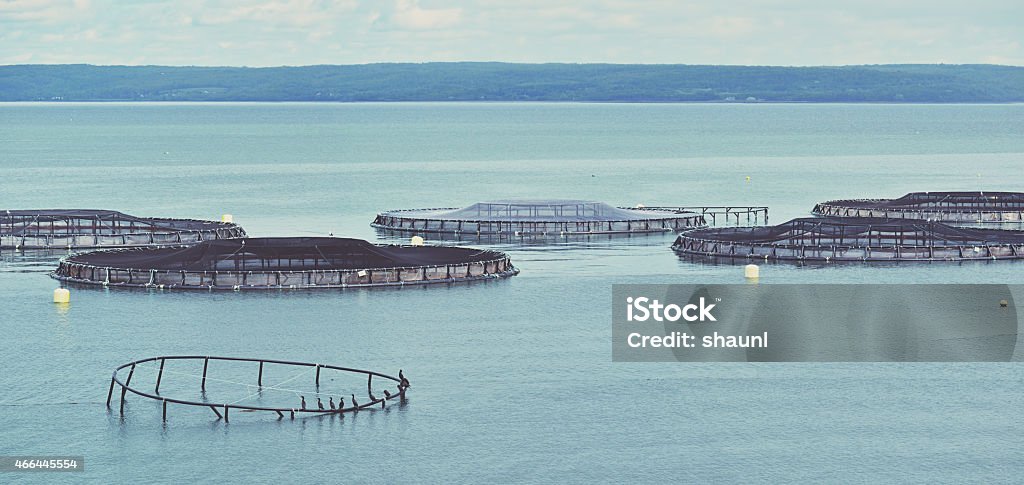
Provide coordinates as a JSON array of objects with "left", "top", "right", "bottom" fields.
[
  {"left": 1, "top": 100, "right": 1022, "bottom": 105},
  {"left": 3, "top": 63, "right": 1023, "bottom": 103}
]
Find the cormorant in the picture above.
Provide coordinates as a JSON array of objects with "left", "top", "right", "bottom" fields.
[
  {"left": 339, "top": 397, "right": 345, "bottom": 410},
  {"left": 317, "top": 398, "right": 324, "bottom": 411},
  {"left": 329, "top": 397, "right": 336, "bottom": 410},
  {"left": 351, "top": 394, "right": 358, "bottom": 410},
  {"left": 300, "top": 396, "right": 306, "bottom": 410}
]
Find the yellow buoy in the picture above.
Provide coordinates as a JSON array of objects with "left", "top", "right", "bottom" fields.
[
  {"left": 744, "top": 264, "right": 760, "bottom": 279},
  {"left": 745, "top": 176, "right": 751, "bottom": 182},
  {"left": 53, "top": 288, "right": 70, "bottom": 304},
  {"left": 410, "top": 236, "right": 425, "bottom": 246},
  {"left": 221, "top": 214, "right": 233, "bottom": 223}
]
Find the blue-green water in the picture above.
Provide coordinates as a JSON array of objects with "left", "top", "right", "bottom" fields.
[{"left": 1, "top": 103, "right": 1024, "bottom": 483}]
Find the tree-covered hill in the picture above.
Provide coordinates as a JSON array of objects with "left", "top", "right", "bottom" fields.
[{"left": 1, "top": 63, "right": 1021, "bottom": 102}]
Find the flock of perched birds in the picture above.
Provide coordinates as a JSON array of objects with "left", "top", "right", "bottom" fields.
[{"left": 298, "top": 370, "right": 411, "bottom": 413}]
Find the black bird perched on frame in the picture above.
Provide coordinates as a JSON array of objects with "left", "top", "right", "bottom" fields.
[
  {"left": 300, "top": 396, "right": 307, "bottom": 410},
  {"left": 338, "top": 396, "right": 345, "bottom": 410},
  {"left": 317, "top": 398, "right": 324, "bottom": 411},
  {"left": 351, "top": 394, "right": 358, "bottom": 410},
  {"left": 329, "top": 397, "right": 336, "bottom": 410},
  {"left": 399, "top": 369, "right": 405, "bottom": 381}
]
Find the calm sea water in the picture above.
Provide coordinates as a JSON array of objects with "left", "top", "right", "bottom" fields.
[{"left": 1, "top": 103, "right": 1023, "bottom": 483}]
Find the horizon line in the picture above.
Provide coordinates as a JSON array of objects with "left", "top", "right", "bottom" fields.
[{"left": 3, "top": 62, "right": 1023, "bottom": 69}]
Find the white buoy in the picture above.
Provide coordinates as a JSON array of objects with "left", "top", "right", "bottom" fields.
[
  {"left": 410, "top": 236, "right": 425, "bottom": 246},
  {"left": 635, "top": 203, "right": 645, "bottom": 209},
  {"left": 1001, "top": 299, "right": 1009, "bottom": 308},
  {"left": 744, "top": 264, "right": 760, "bottom": 279},
  {"left": 221, "top": 214, "right": 233, "bottom": 223},
  {"left": 53, "top": 288, "right": 70, "bottom": 304}
]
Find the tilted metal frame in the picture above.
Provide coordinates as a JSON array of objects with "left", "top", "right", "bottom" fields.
[{"left": 107, "top": 356, "right": 407, "bottom": 422}]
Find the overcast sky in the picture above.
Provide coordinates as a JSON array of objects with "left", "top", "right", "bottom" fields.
[{"left": 0, "top": 0, "right": 1021, "bottom": 66}]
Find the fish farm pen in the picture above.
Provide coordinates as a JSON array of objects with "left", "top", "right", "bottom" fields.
[
  {"left": 813, "top": 192, "right": 1024, "bottom": 223},
  {"left": 107, "top": 356, "right": 408, "bottom": 422},
  {"left": 371, "top": 200, "right": 715, "bottom": 236},
  {"left": 0, "top": 209, "right": 245, "bottom": 250},
  {"left": 671, "top": 217, "right": 1024, "bottom": 261},
  {"left": 52, "top": 237, "right": 517, "bottom": 289}
]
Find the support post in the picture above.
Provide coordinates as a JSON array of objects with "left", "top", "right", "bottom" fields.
[
  {"left": 315, "top": 365, "right": 321, "bottom": 388},
  {"left": 210, "top": 405, "right": 222, "bottom": 419},
  {"left": 224, "top": 405, "right": 229, "bottom": 423},
  {"left": 162, "top": 399, "right": 167, "bottom": 422},
  {"left": 258, "top": 361, "right": 264, "bottom": 387},
  {"left": 367, "top": 374, "right": 372, "bottom": 395},
  {"left": 106, "top": 377, "right": 116, "bottom": 406},
  {"left": 119, "top": 386, "right": 127, "bottom": 415},
  {"left": 202, "top": 358, "right": 209, "bottom": 391},
  {"left": 155, "top": 358, "right": 165, "bottom": 394}
]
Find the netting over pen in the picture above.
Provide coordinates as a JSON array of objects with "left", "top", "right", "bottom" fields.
[
  {"left": 372, "top": 199, "right": 707, "bottom": 236},
  {"left": 813, "top": 192, "right": 1024, "bottom": 223},
  {"left": 52, "top": 236, "right": 517, "bottom": 289},
  {"left": 1, "top": 209, "right": 246, "bottom": 250},
  {"left": 672, "top": 217, "right": 1024, "bottom": 261}
]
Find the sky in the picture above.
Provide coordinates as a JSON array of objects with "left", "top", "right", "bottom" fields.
[{"left": 0, "top": 0, "right": 1021, "bottom": 66}]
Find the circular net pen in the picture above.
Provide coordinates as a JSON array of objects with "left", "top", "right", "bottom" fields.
[
  {"left": 813, "top": 192, "right": 1024, "bottom": 224},
  {"left": 672, "top": 217, "right": 1024, "bottom": 261},
  {"left": 372, "top": 200, "right": 707, "bottom": 237},
  {"left": 52, "top": 236, "right": 517, "bottom": 289},
  {"left": 107, "top": 356, "right": 410, "bottom": 423},
  {"left": 1, "top": 209, "right": 245, "bottom": 250}
]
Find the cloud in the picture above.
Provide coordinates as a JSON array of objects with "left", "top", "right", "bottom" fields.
[
  {"left": 0, "top": 0, "right": 90, "bottom": 23},
  {"left": 391, "top": 0, "right": 462, "bottom": 30},
  {"left": 0, "top": 0, "right": 1021, "bottom": 66},
  {"left": 708, "top": 16, "right": 756, "bottom": 38},
  {"left": 197, "top": 0, "right": 358, "bottom": 27}
]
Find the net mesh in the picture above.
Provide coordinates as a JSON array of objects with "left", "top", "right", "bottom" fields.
[
  {"left": 396, "top": 200, "right": 693, "bottom": 222},
  {"left": 680, "top": 217, "right": 1024, "bottom": 245},
  {"left": 63, "top": 237, "right": 507, "bottom": 271},
  {"left": 819, "top": 192, "right": 1024, "bottom": 210},
  {"left": 372, "top": 199, "right": 706, "bottom": 235},
  {"left": 1, "top": 209, "right": 245, "bottom": 249},
  {"left": 2, "top": 209, "right": 232, "bottom": 234}
]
